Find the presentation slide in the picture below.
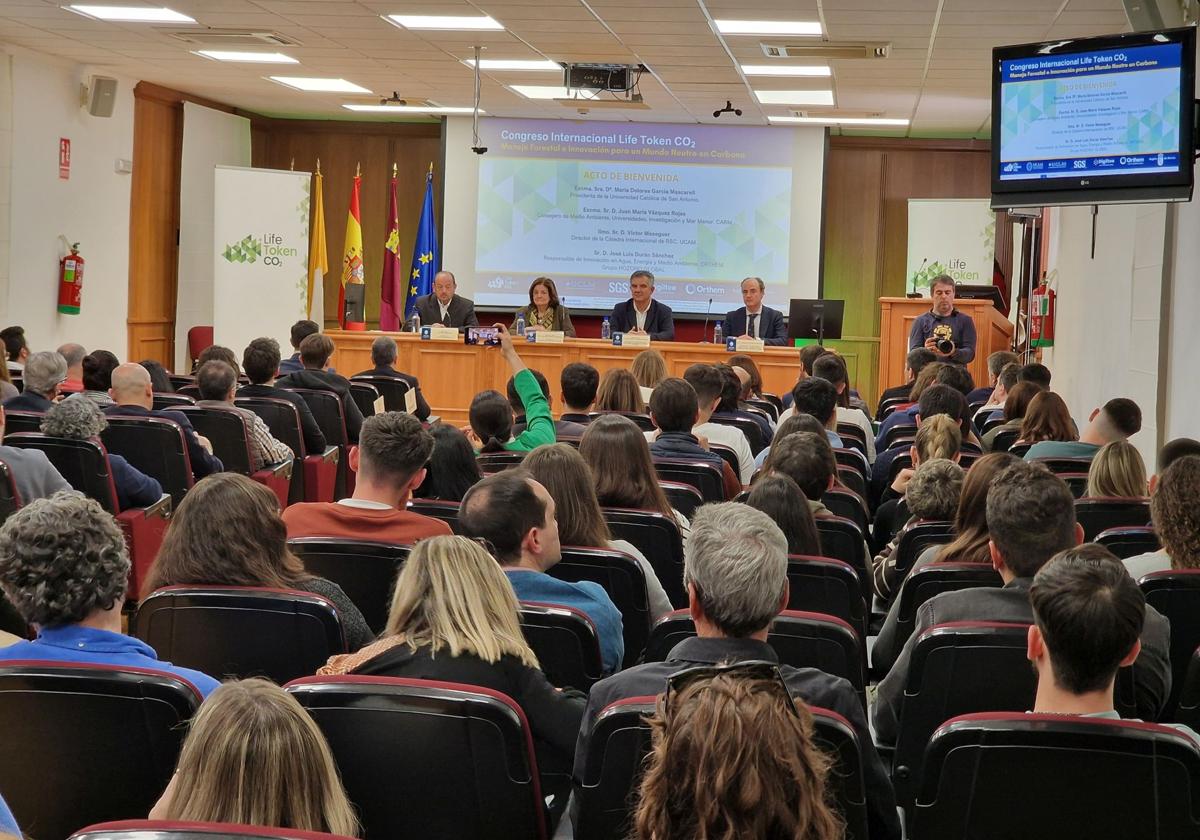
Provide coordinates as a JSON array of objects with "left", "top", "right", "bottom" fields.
[
  {"left": 462, "top": 117, "right": 812, "bottom": 315},
  {"left": 998, "top": 43, "right": 1184, "bottom": 181}
]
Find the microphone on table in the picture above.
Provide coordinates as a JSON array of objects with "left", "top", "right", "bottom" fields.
[
  {"left": 700, "top": 298, "right": 713, "bottom": 343},
  {"left": 908, "top": 257, "right": 928, "bottom": 298}
]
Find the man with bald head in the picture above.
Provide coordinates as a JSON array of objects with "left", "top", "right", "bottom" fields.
[
  {"left": 56, "top": 343, "right": 86, "bottom": 394},
  {"left": 105, "top": 362, "right": 223, "bottom": 479},
  {"left": 413, "top": 270, "right": 478, "bottom": 331}
]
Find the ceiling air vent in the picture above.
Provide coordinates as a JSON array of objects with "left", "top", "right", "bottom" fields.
[
  {"left": 164, "top": 29, "right": 302, "bottom": 47},
  {"left": 762, "top": 41, "right": 890, "bottom": 60}
]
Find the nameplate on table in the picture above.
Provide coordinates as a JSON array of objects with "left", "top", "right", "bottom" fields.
[
  {"left": 613, "top": 332, "right": 651, "bottom": 348},
  {"left": 420, "top": 326, "right": 459, "bottom": 341},
  {"left": 731, "top": 337, "right": 765, "bottom": 353},
  {"left": 527, "top": 330, "right": 565, "bottom": 344}
]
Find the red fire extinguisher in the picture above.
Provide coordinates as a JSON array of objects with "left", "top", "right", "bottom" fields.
[
  {"left": 1030, "top": 281, "right": 1055, "bottom": 348},
  {"left": 58, "top": 243, "right": 83, "bottom": 315}
]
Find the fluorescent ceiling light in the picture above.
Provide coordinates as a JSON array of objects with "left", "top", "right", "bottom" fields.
[
  {"left": 462, "top": 58, "right": 561, "bottom": 71},
  {"left": 269, "top": 77, "right": 371, "bottom": 93},
  {"left": 741, "top": 64, "right": 831, "bottom": 77},
  {"left": 343, "top": 104, "right": 479, "bottom": 114},
  {"left": 508, "top": 85, "right": 601, "bottom": 100},
  {"left": 754, "top": 89, "right": 834, "bottom": 106},
  {"left": 65, "top": 5, "right": 195, "bottom": 22},
  {"left": 714, "top": 19, "right": 822, "bottom": 36},
  {"left": 769, "top": 115, "right": 909, "bottom": 126},
  {"left": 195, "top": 50, "right": 297, "bottom": 63},
  {"left": 385, "top": 14, "right": 503, "bottom": 31}
]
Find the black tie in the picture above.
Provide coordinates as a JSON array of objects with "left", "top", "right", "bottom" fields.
[{"left": 748, "top": 313, "right": 757, "bottom": 338}]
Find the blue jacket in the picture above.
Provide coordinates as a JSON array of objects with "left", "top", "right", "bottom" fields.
[
  {"left": 721, "top": 305, "right": 788, "bottom": 345},
  {"left": 505, "top": 568, "right": 624, "bottom": 674},
  {"left": 650, "top": 431, "right": 726, "bottom": 472},
  {"left": 907, "top": 308, "right": 977, "bottom": 363},
  {"left": 608, "top": 299, "right": 675, "bottom": 341},
  {"left": 109, "top": 452, "right": 162, "bottom": 510}
]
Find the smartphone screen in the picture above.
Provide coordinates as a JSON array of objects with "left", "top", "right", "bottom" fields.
[{"left": 465, "top": 326, "right": 500, "bottom": 346}]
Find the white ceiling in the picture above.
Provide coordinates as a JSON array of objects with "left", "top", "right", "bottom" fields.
[{"left": 0, "top": 0, "right": 1133, "bottom": 136}]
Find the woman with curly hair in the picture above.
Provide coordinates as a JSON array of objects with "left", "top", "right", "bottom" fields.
[
  {"left": 1124, "top": 455, "right": 1200, "bottom": 579},
  {"left": 0, "top": 491, "right": 219, "bottom": 694},
  {"left": 41, "top": 395, "right": 162, "bottom": 509},
  {"left": 632, "top": 668, "right": 843, "bottom": 840}
]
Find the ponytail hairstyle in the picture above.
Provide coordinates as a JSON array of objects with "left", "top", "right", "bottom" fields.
[
  {"left": 469, "top": 390, "right": 514, "bottom": 453},
  {"left": 914, "top": 414, "right": 962, "bottom": 464}
]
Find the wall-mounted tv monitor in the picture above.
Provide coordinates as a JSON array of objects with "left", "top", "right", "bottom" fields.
[{"left": 991, "top": 27, "right": 1196, "bottom": 209}]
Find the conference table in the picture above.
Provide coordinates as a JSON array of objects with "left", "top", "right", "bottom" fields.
[{"left": 327, "top": 330, "right": 804, "bottom": 427}]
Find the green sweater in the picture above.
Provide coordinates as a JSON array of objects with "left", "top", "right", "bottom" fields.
[{"left": 505, "top": 368, "right": 556, "bottom": 452}]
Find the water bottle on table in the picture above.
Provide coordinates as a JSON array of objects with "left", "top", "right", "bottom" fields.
[
  {"left": 407, "top": 311, "right": 421, "bottom": 333},
  {"left": 514, "top": 312, "right": 526, "bottom": 337},
  {"left": 713, "top": 321, "right": 723, "bottom": 345},
  {"left": 601, "top": 317, "right": 611, "bottom": 340}
]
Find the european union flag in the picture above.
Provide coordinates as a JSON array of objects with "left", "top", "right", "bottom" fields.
[{"left": 405, "top": 168, "right": 440, "bottom": 320}]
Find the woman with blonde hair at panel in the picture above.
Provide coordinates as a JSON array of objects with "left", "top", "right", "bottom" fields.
[{"left": 151, "top": 678, "right": 358, "bottom": 836}]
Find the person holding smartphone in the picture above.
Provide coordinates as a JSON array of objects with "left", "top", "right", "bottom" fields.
[{"left": 463, "top": 324, "right": 556, "bottom": 453}]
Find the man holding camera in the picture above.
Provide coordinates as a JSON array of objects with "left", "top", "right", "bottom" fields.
[{"left": 908, "top": 274, "right": 976, "bottom": 364}]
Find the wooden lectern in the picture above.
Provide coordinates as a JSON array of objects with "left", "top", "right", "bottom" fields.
[{"left": 878, "top": 297, "right": 1015, "bottom": 397}]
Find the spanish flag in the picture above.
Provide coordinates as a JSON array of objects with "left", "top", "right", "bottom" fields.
[
  {"left": 306, "top": 165, "right": 328, "bottom": 324},
  {"left": 339, "top": 171, "right": 366, "bottom": 330}
]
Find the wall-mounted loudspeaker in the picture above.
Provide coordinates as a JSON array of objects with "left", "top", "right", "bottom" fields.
[{"left": 81, "top": 75, "right": 118, "bottom": 118}]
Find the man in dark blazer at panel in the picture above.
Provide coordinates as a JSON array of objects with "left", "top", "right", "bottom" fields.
[
  {"left": 722, "top": 276, "right": 788, "bottom": 346},
  {"left": 414, "top": 270, "right": 479, "bottom": 331},
  {"left": 608, "top": 270, "right": 674, "bottom": 341}
]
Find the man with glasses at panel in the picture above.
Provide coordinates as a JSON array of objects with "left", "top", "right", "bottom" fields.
[{"left": 571, "top": 502, "right": 901, "bottom": 840}]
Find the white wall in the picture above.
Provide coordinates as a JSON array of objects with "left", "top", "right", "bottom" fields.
[
  {"left": 0, "top": 47, "right": 134, "bottom": 356},
  {"left": 1164, "top": 194, "right": 1200, "bottom": 442}
]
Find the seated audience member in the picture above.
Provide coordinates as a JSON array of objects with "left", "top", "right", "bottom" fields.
[
  {"left": 1086, "top": 440, "right": 1148, "bottom": 499},
  {"left": 1, "top": 326, "right": 28, "bottom": 374},
  {"left": 460, "top": 469, "right": 624, "bottom": 673},
  {"left": 79, "top": 350, "right": 120, "bottom": 407},
  {"left": 1156, "top": 437, "right": 1200, "bottom": 475},
  {"left": 0, "top": 364, "right": 16, "bottom": 403},
  {"left": 352, "top": 335, "right": 431, "bottom": 421},
  {"left": 968, "top": 350, "right": 1020, "bottom": 405},
  {"left": 0, "top": 406, "right": 70, "bottom": 502},
  {"left": 711, "top": 363, "right": 772, "bottom": 444},
  {"left": 754, "top": 410, "right": 831, "bottom": 472},
  {"left": 974, "top": 361, "right": 1021, "bottom": 424},
  {"left": 146, "top": 473, "right": 372, "bottom": 650},
  {"left": 238, "top": 337, "right": 327, "bottom": 455},
  {"left": 595, "top": 367, "right": 646, "bottom": 414},
  {"left": 318, "top": 534, "right": 582, "bottom": 814},
  {"left": 764, "top": 377, "right": 843, "bottom": 466},
  {"left": 581, "top": 414, "right": 691, "bottom": 543},
  {"left": 139, "top": 359, "right": 174, "bottom": 393},
  {"left": 632, "top": 670, "right": 843, "bottom": 840},
  {"left": 766, "top": 431, "right": 838, "bottom": 517},
  {"left": 1019, "top": 362, "right": 1053, "bottom": 389},
  {"left": 876, "top": 347, "right": 937, "bottom": 420},
  {"left": 872, "top": 458, "right": 964, "bottom": 601},
  {"left": 1015, "top": 390, "right": 1078, "bottom": 448},
  {"left": 1028, "top": 545, "right": 1195, "bottom": 735},
  {"left": 195, "top": 360, "right": 294, "bottom": 471},
  {"left": 559, "top": 362, "right": 599, "bottom": 424},
  {"left": 2, "top": 350, "right": 65, "bottom": 412},
  {"left": 873, "top": 451, "right": 1020, "bottom": 672},
  {"left": 682, "top": 363, "right": 754, "bottom": 484},
  {"left": 524, "top": 443, "right": 672, "bottom": 620},
  {"left": 1123, "top": 455, "right": 1200, "bottom": 579},
  {"left": 0, "top": 492, "right": 218, "bottom": 695},
  {"left": 813, "top": 353, "right": 875, "bottom": 462},
  {"left": 745, "top": 473, "right": 822, "bottom": 556},
  {"left": 577, "top": 503, "right": 900, "bottom": 840},
  {"left": 873, "top": 461, "right": 1171, "bottom": 743},
  {"left": 279, "top": 319, "right": 320, "bottom": 375},
  {"left": 276, "top": 334, "right": 364, "bottom": 443},
  {"left": 152, "top": 679, "right": 358, "bottom": 834},
  {"left": 284, "top": 411, "right": 451, "bottom": 544},
  {"left": 631, "top": 348, "right": 668, "bottom": 404},
  {"left": 727, "top": 352, "right": 765, "bottom": 399},
  {"left": 981, "top": 380, "right": 1044, "bottom": 450},
  {"left": 466, "top": 325, "right": 554, "bottom": 453},
  {"left": 1025, "top": 396, "right": 1142, "bottom": 462},
  {"left": 873, "top": 414, "right": 962, "bottom": 550},
  {"left": 57, "top": 342, "right": 86, "bottom": 393},
  {"left": 781, "top": 344, "right": 833, "bottom": 410},
  {"left": 647, "top": 377, "right": 741, "bottom": 499},
  {"left": 42, "top": 397, "right": 162, "bottom": 509},
  {"left": 197, "top": 344, "right": 242, "bottom": 377},
  {"left": 512, "top": 276, "right": 576, "bottom": 337},
  {"left": 411, "top": 422, "right": 482, "bottom": 502},
  {"left": 107, "top": 362, "right": 223, "bottom": 479},
  {"left": 875, "top": 361, "right": 974, "bottom": 453},
  {"left": 870, "top": 384, "right": 968, "bottom": 503},
  {"left": 508, "top": 369, "right": 586, "bottom": 438}
]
